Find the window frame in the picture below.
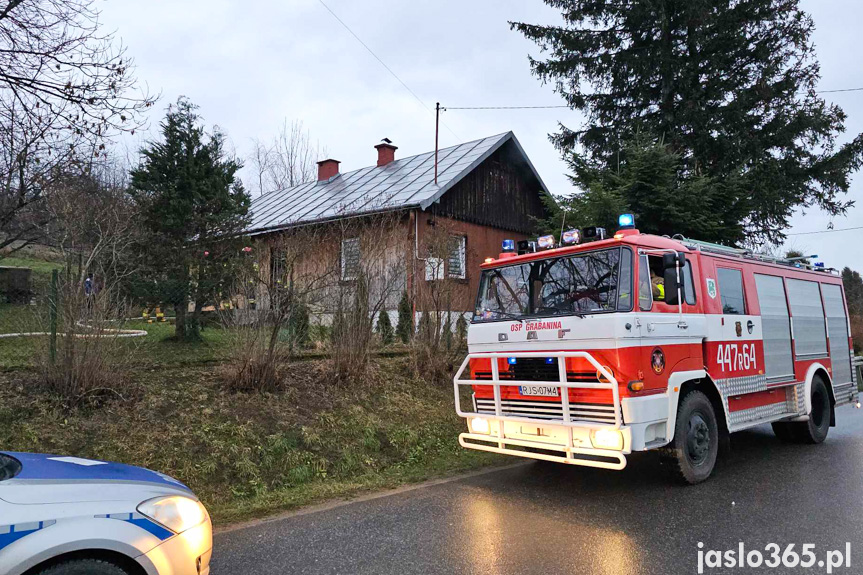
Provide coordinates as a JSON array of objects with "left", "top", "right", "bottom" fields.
[
  {"left": 716, "top": 266, "right": 747, "bottom": 315},
  {"left": 638, "top": 254, "right": 654, "bottom": 311},
  {"left": 447, "top": 235, "right": 467, "bottom": 280},
  {"left": 340, "top": 237, "right": 360, "bottom": 281},
  {"left": 682, "top": 259, "right": 697, "bottom": 305},
  {"left": 472, "top": 245, "right": 632, "bottom": 323}
]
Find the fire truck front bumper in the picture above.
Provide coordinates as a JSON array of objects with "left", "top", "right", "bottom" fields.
[
  {"left": 454, "top": 351, "right": 654, "bottom": 471},
  {"left": 459, "top": 418, "right": 631, "bottom": 470}
]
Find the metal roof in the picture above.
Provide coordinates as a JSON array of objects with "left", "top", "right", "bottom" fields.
[{"left": 247, "top": 131, "right": 549, "bottom": 235}]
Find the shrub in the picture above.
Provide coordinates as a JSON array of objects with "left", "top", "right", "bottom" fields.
[
  {"left": 288, "top": 301, "right": 310, "bottom": 349},
  {"left": 331, "top": 274, "right": 374, "bottom": 382},
  {"left": 376, "top": 311, "right": 394, "bottom": 345},
  {"left": 37, "top": 274, "right": 138, "bottom": 405},
  {"left": 456, "top": 314, "right": 468, "bottom": 342},
  {"left": 395, "top": 290, "right": 413, "bottom": 344}
]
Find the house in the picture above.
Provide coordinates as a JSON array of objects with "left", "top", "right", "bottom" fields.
[{"left": 245, "top": 131, "right": 552, "bottom": 320}]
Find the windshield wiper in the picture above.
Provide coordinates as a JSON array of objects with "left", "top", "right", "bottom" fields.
[
  {"left": 479, "top": 310, "right": 525, "bottom": 323},
  {"left": 535, "top": 308, "right": 586, "bottom": 319}
]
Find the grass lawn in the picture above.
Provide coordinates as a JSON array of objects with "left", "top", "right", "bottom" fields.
[
  {"left": 1, "top": 253, "right": 500, "bottom": 524},
  {"left": 0, "top": 255, "right": 64, "bottom": 277},
  {"left": 0, "top": 357, "right": 500, "bottom": 524}
]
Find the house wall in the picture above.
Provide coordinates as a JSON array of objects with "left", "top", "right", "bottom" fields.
[
  {"left": 435, "top": 142, "right": 548, "bottom": 234},
  {"left": 251, "top": 213, "right": 410, "bottom": 316},
  {"left": 411, "top": 212, "right": 529, "bottom": 313},
  {"left": 248, "top": 140, "right": 548, "bottom": 317}
]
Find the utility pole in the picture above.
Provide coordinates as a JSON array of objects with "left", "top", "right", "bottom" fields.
[
  {"left": 49, "top": 268, "right": 58, "bottom": 366},
  {"left": 435, "top": 102, "right": 440, "bottom": 185}
]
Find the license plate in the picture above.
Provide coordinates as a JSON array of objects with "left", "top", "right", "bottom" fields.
[{"left": 518, "top": 385, "right": 559, "bottom": 397}]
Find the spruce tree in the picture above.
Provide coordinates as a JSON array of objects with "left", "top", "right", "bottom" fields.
[
  {"left": 395, "top": 290, "right": 413, "bottom": 344},
  {"left": 513, "top": 1, "right": 863, "bottom": 245},
  {"left": 130, "top": 97, "right": 250, "bottom": 340},
  {"left": 376, "top": 310, "right": 394, "bottom": 346},
  {"left": 842, "top": 267, "right": 863, "bottom": 317}
]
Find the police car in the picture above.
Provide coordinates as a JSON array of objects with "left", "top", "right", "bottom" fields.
[{"left": 0, "top": 452, "right": 212, "bottom": 575}]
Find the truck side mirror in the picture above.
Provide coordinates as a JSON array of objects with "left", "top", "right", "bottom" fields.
[{"left": 662, "top": 252, "right": 685, "bottom": 305}]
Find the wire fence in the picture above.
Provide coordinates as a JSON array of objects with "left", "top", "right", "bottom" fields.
[{"left": 0, "top": 259, "right": 463, "bottom": 373}]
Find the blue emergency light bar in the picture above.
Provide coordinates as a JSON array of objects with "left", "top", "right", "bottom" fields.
[
  {"left": 815, "top": 262, "right": 825, "bottom": 268},
  {"left": 507, "top": 357, "right": 517, "bottom": 365},
  {"left": 618, "top": 213, "right": 635, "bottom": 228},
  {"left": 502, "top": 239, "right": 516, "bottom": 252}
]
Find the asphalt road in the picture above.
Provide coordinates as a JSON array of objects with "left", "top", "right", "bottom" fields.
[{"left": 213, "top": 407, "right": 863, "bottom": 575}]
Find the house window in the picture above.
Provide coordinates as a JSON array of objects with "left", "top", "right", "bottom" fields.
[
  {"left": 270, "top": 249, "right": 286, "bottom": 286},
  {"left": 341, "top": 238, "right": 360, "bottom": 281},
  {"left": 425, "top": 257, "right": 444, "bottom": 281},
  {"left": 447, "top": 235, "right": 466, "bottom": 279}
]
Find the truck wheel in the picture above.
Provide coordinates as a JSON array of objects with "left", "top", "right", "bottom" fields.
[
  {"left": 37, "top": 559, "right": 130, "bottom": 575},
  {"left": 792, "top": 377, "right": 831, "bottom": 444},
  {"left": 662, "top": 390, "right": 719, "bottom": 485},
  {"left": 771, "top": 421, "right": 796, "bottom": 442}
]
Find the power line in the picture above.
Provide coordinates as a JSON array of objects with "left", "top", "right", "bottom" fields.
[
  {"left": 816, "top": 87, "right": 863, "bottom": 94},
  {"left": 317, "top": 0, "right": 459, "bottom": 140},
  {"left": 445, "top": 87, "right": 863, "bottom": 111},
  {"left": 446, "top": 104, "right": 571, "bottom": 110},
  {"left": 787, "top": 225, "right": 863, "bottom": 236}
]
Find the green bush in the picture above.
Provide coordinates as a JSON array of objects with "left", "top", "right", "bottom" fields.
[
  {"left": 395, "top": 291, "right": 413, "bottom": 344},
  {"left": 376, "top": 311, "right": 394, "bottom": 345},
  {"left": 289, "top": 303, "right": 310, "bottom": 348}
]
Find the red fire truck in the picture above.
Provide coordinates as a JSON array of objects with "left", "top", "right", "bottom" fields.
[{"left": 454, "top": 215, "right": 859, "bottom": 483}]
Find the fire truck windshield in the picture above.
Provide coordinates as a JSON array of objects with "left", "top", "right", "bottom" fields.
[{"left": 472, "top": 246, "right": 633, "bottom": 322}]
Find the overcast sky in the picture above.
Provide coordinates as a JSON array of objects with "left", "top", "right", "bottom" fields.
[{"left": 99, "top": 0, "right": 863, "bottom": 271}]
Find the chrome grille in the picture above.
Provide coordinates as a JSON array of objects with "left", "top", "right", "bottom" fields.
[
  {"left": 474, "top": 397, "right": 617, "bottom": 424},
  {"left": 474, "top": 357, "right": 600, "bottom": 384}
]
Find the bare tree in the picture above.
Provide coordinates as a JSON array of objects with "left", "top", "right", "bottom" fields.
[
  {"left": 46, "top": 157, "right": 138, "bottom": 287},
  {"left": 330, "top": 213, "right": 406, "bottom": 382},
  {"left": 412, "top": 220, "right": 468, "bottom": 380},
  {"left": 223, "top": 226, "right": 339, "bottom": 392},
  {"left": 36, "top": 156, "right": 142, "bottom": 405},
  {"left": 250, "top": 120, "right": 326, "bottom": 196},
  {"left": 0, "top": 0, "right": 153, "bottom": 256},
  {"left": 0, "top": 0, "right": 153, "bottom": 140}
]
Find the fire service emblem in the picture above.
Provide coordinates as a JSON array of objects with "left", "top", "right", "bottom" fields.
[{"left": 651, "top": 347, "right": 666, "bottom": 375}]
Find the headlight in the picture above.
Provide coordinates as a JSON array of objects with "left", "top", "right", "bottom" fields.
[
  {"left": 590, "top": 428, "right": 624, "bottom": 451},
  {"left": 137, "top": 496, "right": 209, "bottom": 534},
  {"left": 470, "top": 417, "right": 490, "bottom": 434}
]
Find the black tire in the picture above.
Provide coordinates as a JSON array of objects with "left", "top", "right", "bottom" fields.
[
  {"left": 36, "top": 559, "right": 130, "bottom": 575},
  {"left": 661, "top": 390, "right": 719, "bottom": 485},
  {"left": 771, "top": 421, "right": 796, "bottom": 442},
  {"left": 792, "top": 377, "right": 831, "bottom": 444}
]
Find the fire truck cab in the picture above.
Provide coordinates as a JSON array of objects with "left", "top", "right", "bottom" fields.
[{"left": 454, "top": 217, "right": 858, "bottom": 484}]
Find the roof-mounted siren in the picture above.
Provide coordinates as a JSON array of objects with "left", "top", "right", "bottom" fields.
[
  {"left": 537, "top": 235, "right": 556, "bottom": 250},
  {"left": 517, "top": 239, "right": 537, "bottom": 255},
  {"left": 582, "top": 227, "right": 606, "bottom": 242},
  {"left": 561, "top": 229, "right": 581, "bottom": 245},
  {"left": 499, "top": 239, "right": 518, "bottom": 259},
  {"left": 786, "top": 254, "right": 818, "bottom": 269},
  {"left": 614, "top": 213, "right": 639, "bottom": 239}
]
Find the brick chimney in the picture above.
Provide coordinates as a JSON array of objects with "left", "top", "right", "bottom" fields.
[
  {"left": 375, "top": 142, "right": 397, "bottom": 167},
  {"left": 316, "top": 158, "right": 340, "bottom": 182}
]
